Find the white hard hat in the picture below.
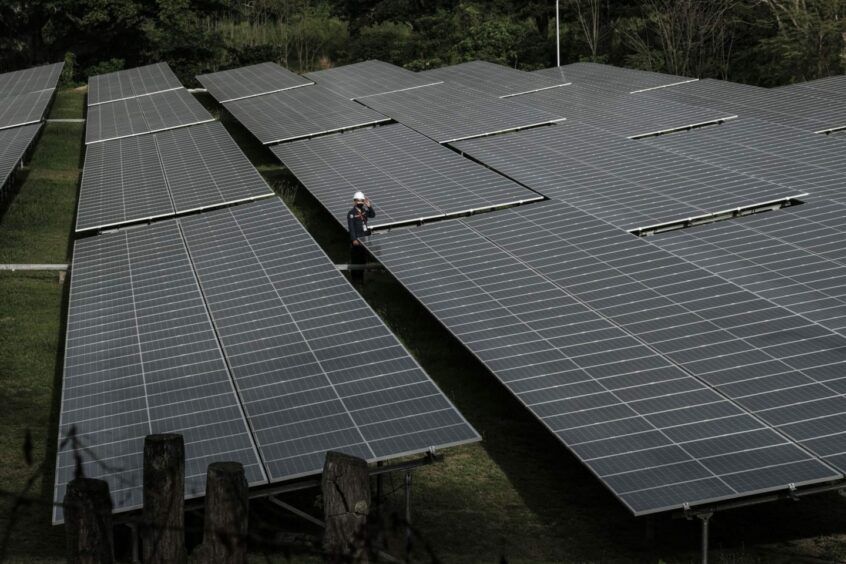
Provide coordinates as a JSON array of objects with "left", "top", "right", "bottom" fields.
[{"left": 353, "top": 191, "right": 366, "bottom": 201}]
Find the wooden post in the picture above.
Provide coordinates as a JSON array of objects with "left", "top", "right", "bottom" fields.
[
  {"left": 322, "top": 451, "right": 370, "bottom": 561},
  {"left": 64, "top": 477, "right": 114, "bottom": 564},
  {"left": 195, "top": 462, "right": 248, "bottom": 564},
  {"left": 142, "top": 434, "right": 186, "bottom": 564}
]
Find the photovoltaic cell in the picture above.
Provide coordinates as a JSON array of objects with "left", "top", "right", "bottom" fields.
[
  {"left": 88, "top": 62, "right": 182, "bottom": 106},
  {"left": 179, "top": 198, "right": 479, "bottom": 481},
  {"left": 534, "top": 62, "right": 696, "bottom": 93},
  {"left": 54, "top": 221, "right": 266, "bottom": 523},
  {"left": 76, "top": 134, "right": 174, "bottom": 232},
  {"left": 86, "top": 88, "right": 214, "bottom": 144},
  {"left": 304, "top": 60, "right": 442, "bottom": 99},
  {"left": 271, "top": 123, "right": 542, "bottom": 228},
  {"left": 359, "top": 83, "right": 564, "bottom": 144},
  {"left": 197, "top": 62, "right": 313, "bottom": 102},
  {"left": 366, "top": 207, "right": 840, "bottom": 515},
  {"left": 223, "top": 85, "right": 390, "bottom": 144},
  {"left": 511, "top": 82, "right": 735, "bottom": 138},
  {"left": 419, "top": 60, "right": 569, "bottom": 98},
  {"left": 0, "top": 122, "right": 41, "bottom": 190},
  {"left": 0, "top": 62, "right": 63, "bottom": 97},
  {"left": 0, "top": 89, "right": 55, "bottom": 130},
  {"left": 452, "top": 123, "right": 800, "bottom": 231}
]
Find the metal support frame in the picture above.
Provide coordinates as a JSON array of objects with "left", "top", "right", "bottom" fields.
[
  {"left": 268, "top": 496, "right": 325, "bottom": 529},
  {"left": 128, "top": 522, "right": 140, "bottom": 563},
  {"left": 404, "top": 471, "right": 413, "bottom": 559}
]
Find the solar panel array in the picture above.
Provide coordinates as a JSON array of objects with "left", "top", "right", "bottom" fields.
[
  {"left": 643, "top": 79, "right": 846, "bottom": 134},
  {"left": 419, "top": 60, "right": 569, "bottom": 98},
  {"left": 180, "top": 199, "right": 479, "bottom": 480},
  {"left": 535, "top": 62, "right": 697, "bottom": 93},
  {"left": 271, "top": 123, "right": 542, "bottom": 228},
  {"left": 223, "top": 85, "right": 390, "bottom": 145},
  {"left": 512, "top": 82, "right": 735, "bottom": 138},
  {"left": 0, "top": 62, "right": 62, "bottom": 130},
  {"left": 777, "top": 75, "right": 846, "bottom": 103},
  {"left": 367, "top": 201, "right": 844, "bottom": 515},
  {"left": 57, "top": 198, "right": 479, "bottom": 521},
  {"left": 452, "top": 123, "right": 800, "bottom": 231},
  {"left": 0, "top": 62, "right": 63, "bottom": 97},
  {"left": 76, "top": 121, "right": 273, "bottom": 232},
  {"left": 87, "top": 62, "right": 182, "bottom": 106},
  {"left": 0, "top": 122, "right": 42, "bottom": 190},
  {"left": 55, "top": 220, "right": 267, "bottom": 523},
  {"left": 197, "top": 62, "right": 314, "bottom": 103},
  {"left": 359, "top": 82, "right": 564, "bottom": 144},
  {"left": 86, "top": 88, "right": 214, "bottom": 144},
  {"left": 305, "top": 60, "right": 442, "bottom": 99}
]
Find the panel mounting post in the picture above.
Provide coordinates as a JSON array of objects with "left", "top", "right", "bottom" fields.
[
  {"left": 699, "top": 512, "right": 713, "bottom": 564},
  {"left": 404, "top": 471, "right": 413, "bottom": 558}
]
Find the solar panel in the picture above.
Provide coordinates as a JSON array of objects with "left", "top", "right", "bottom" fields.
[
  {"left": 85, "top": 88, "right": 214, "bottom": 144},
  {"left": 0, "top": 62, "right": 63, "bottom": 97},
  {"left": 644, "top": 79, "right": 846, "bottom": 133},
  {"left": 304, "top": 60, "right": 442, "bottom": 99},
  {"left": 419, "top": 60, "right": 570, "bottom": 98},
  {"left": 359, "top": 83, "right": 564, "bottom": 144},
  {"left": 0, "top": 89, "right": 55, "bottom": 130},
  {"left": 87, "top": 62, "right": 183, "bottom": 106},
  {"left": 155, "top": 121, "right": 274, "bottom": 211},
  {"left": 534, "top": 62, "right": 697, "bottom": 93},
  {"left": 464, "top": 201, "right": 846, "bottom": 475},
  {"left": 179, "top": 198, "right": 479, "bottom": 480},
  {"left": 0, "top": 122, "right": 41, "bottom": 190},
  {"left": 270, "top": 123, "right": 542, "bottom": 228},
  {"left": 511, "top": 82, "right": 735, "bottom": 138},
  {"left": 643, "top": 117, "right": 846, "bottom": 205},
  {"left": 366, "top": 209, "right": 840, "bottom": 515},
  {"left": 76, "top": 134, "right": 174, "bottom": 232},
  {"left": 222, "top": 85, "right": 390, "bottom": 145},
  {"left": 777, "top": 75, "right": 846, "bottom": 102},
  {"left": 197, "top": 62, "right": 313, "bottom": 103},
  {"left": 646, "top": 201, "right": 846, "bottom": 337},
  {"left": 54, "top": 220, "right": 266, "bottom": 523},
  {"left": 452, "top": 123, "right": 800, "bottom": 231},
  {"left": 77, "top": 121, "right": 274, "bottom": 232}
]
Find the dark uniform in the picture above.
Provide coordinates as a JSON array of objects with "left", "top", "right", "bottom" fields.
[{"left": 348, "top": 204, "right": 375, "bottom": 282}]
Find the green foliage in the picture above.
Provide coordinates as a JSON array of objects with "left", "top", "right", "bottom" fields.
[{"left": 84, "top": 57, "right": 124, "bottom": 78}]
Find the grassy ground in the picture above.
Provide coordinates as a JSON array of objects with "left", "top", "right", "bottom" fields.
[{"left": 4, "top": 88, "right": 846, "bottom": 563}]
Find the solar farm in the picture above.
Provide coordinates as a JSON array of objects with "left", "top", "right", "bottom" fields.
[{"left": 4, "top": 57, "right": 846, "bottom": 562}]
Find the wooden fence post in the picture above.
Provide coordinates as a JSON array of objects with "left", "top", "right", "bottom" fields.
[
  {"left": 322, "top": 451, "right": 370, "bottom": 561},
  {"left": 193, "top": 462, "right": 248, "bottom": 564},
  {"left": 142, "top": 434, "right": 186, "bottom": 564},
  {"left": 64, "top": 477, "right": 114, "bottom": 564}
]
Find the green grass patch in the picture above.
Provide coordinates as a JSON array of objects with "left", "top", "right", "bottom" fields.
[
  {"left": 0, "top": 272, "right": 66, "bottom": 561},
  {"left": 48, "top": 88, "right": 86, "bottom": 120},
  {"left": 0, "top": 120, "right": 82, "bottom": 263}
]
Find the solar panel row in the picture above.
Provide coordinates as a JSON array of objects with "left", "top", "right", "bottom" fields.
[
  {"left": 304, "top": 60, "right": 442, "bottom": 99},
  {"left": 197, "top": 62, "right": 313, "bottom": 102},
  {"left": 0, "top": 122, "right": 42, "bottom": 191},
  {"left": 534, "top": 62, "right": 697, "bottom": 93},
  {"left": 87, "top": 62, "right": 182, "bottom": 106},
  {"left": 366, "top": 203, "right": 843, "bottom": 515},
  {"left": 0, "top": 62, "right": 63, "bottom": 98},
  {"left": 419, "top": 60, "right": 569, "bottom": 98},
  {"left": 77, "top": 121, "right": 273, "bottom": 232},
  {"left": 271, "top": 123, "right": 543, "bottom": 229},
  {"left": 56, "top": 198, "right": 480, "bottom": 523}
]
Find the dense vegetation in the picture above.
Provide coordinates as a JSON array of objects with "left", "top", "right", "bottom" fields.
[{"left": 2, "top": 0, "right": 844, "bottom": 87}]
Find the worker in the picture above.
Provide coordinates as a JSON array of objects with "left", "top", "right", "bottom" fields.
[{"left": 348, "top": 191, "right": 374, "bottom": 283}]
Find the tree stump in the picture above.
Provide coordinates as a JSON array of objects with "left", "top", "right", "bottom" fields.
[
  {"left": 142, "top": 434, "right": 186, "bottom": 564},
  {"left": 196, "top": 462, "right": 248, "bottom": 564},
  {"left": 321, "top": 451, "right": 370, "bottom": 562},
  {"left": 64, "top": 477, "right": 114, "bottom": 564}
]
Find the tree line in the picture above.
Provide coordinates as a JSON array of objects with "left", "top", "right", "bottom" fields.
[{"left": 1, "top": 0, "right": 844, "bottom": 87}]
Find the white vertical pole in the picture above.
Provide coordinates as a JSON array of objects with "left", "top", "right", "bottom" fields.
[{"left": 556, "top": 0, "right": 561, "bottom": 67}]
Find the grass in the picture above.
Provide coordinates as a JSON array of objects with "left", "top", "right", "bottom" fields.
[{"left": 4, "top": 86, "right": 846, "bottom": 563}]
